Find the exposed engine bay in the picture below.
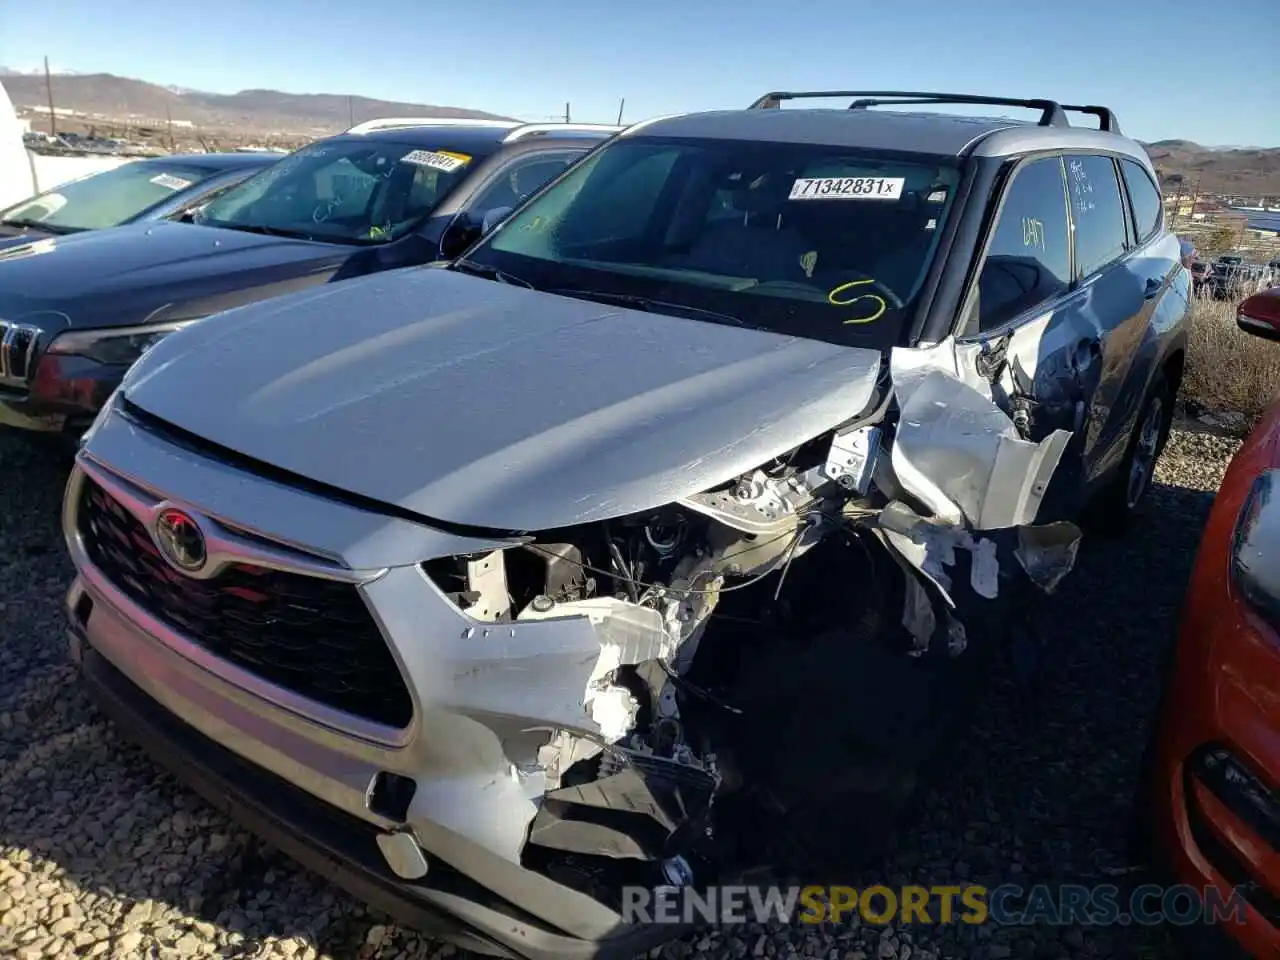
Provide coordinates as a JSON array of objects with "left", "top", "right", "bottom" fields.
[{"left": 414, "top": 337, "right": 1084, "bottom": 904}]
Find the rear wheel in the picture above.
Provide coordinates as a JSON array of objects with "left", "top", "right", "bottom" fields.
[{"left": 1087, "top": 374, "right": 1173, "bottom": 534}]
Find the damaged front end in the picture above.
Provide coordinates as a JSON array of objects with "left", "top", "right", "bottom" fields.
[{"left": 411, "top": 338, "right": 1083, "bottom": 903}]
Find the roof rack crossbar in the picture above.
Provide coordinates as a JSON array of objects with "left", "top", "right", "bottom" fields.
[
  {"left": 748, "top": 90, "right": 1102, "bottom": 129},
  {"left": 344, "top": 117, "right": 519, "bottom": 134},
  {"left": 1059, "top": 103, "right": 1122, "bottom": 134},
  {"left": 502, "top": 122, "right": 624, "bottom": 143}
]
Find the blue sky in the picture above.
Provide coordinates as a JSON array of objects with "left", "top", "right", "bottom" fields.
[{"left": 2, "top": 0, "right": 1276, "bottom": 146}]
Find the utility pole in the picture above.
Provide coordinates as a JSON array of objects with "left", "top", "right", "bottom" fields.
[
  {"left": 43, "top": 56, "right": 57, "bottom": 138},
  {"left": 564, "top": 102, "right": 571, "bottom": 123},
  {"left": 616, "top": 98, "right": 625, "bottom": 125},
  {"left": 165, "top": 101, "right": 174, "bottom": 151},
  {"left": 348, "top": 96, "right": 354, "bottom": 127},
  {"left": 1167, "top": 177, "right": 1185, "bottom": 231}
]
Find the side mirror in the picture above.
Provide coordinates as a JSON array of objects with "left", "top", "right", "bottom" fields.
[
  {"left": 439, "top": 212, "right": 484, "bottom": 261},
  {"left": 481, "top": 206, "right": 514, "bottom": 236},
  {"left": 176, "top": 203, "right": 208, "bottom": 225},
  {"left": 1238, "top": 291, "right": 1280, "bottom": 342}
]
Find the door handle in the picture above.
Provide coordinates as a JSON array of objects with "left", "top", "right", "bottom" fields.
[{"left": 1143, "top": 277, "right": 1162, "bottom": 300}]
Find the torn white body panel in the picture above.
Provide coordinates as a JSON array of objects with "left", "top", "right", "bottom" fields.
[
  {"left": 1015, "top": 522, "right": 1085, "bottom": 593},
  {"left": 516, "top": 597, "right": 671, "bottom": 742},
  {"left": 873, "top": 336, "right": 1084, "bottom": 644},
  {"left": 891, "top": 336, "right": 995, "bottom": 401},
  {"left": 877, "top": 500, "right": 1000, "bottom": 604},
  {"left": 891, "top": 368, "right": 1070, "bottom": 530}
]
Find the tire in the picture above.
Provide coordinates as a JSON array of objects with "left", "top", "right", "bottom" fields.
[{"left": 1086, "top": 373, "right": 1174, "bottom": 535}]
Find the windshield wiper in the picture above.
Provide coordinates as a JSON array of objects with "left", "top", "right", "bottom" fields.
[
  {"left": 0, "top": 218, "right": 81, "bottom": 235},
  {"left": 547, "top": 288, "right": 746, "bottom": 327},
  {"left": 211, "top": 222, "right": 320, "bottom": 242},
  {"left": 450, "top": 258, "right": 535, "bottom": 289}
]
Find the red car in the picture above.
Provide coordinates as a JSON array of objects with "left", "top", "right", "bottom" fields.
[{"left": 1145, "top": 287, "right": 1280, "bottom": 958}]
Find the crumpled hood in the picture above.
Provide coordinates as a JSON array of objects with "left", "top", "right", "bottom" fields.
[
  {"left": 0, "top": 220, "right": 348, "bottom": 330},
  {"left": 123, "top": 267, "right": 884, "bottom": 531}
]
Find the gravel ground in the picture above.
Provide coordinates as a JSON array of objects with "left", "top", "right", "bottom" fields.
[{"left": 0, "top": 428, "right": 1243, "bottom": 960}]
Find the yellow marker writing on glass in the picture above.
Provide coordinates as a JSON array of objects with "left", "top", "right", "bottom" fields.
[{"left": 829, "top": 278, "right": 887, "bottom": 325}]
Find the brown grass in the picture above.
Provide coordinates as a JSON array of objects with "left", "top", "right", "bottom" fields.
[{"left": 1181, "top": 294, "right": 1280, "bottom": 427}]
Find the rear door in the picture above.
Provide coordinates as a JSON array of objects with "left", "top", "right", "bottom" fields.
[
  {"left": 1059, "top": 154, "right": 1146, "bottom": 489},
  {"left": 1073, "top": 154, "right": 1182, "bottom": 488}
]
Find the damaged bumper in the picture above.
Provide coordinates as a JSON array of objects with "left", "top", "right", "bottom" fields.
[
  {"left": 72, "top": 640, "right": 682, "bottom": 960},
  {"left": 63, "top": 447, "right": 690, "bottom": 957},
  {"left": 64, "top": 334, "right": 1085, "bottom": 953}
]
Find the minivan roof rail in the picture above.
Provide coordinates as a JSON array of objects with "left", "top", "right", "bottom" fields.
[
  {"left": 502, "top": 122, "right": 624, "bottom": 143},
  {"left": 345, "top": 117, "right": 519, "bottom": 134},
  {"left": 747, "top": 90, "right": 1121, "bottom": 134}
]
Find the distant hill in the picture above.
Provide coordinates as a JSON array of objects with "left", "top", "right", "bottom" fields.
[
  {"left": 0, "top": 70, "right": 513, "bottom": 135},
  {"left": 1142, "top": 140, "right": 1280, "bottom": 196},
  {"left": 1146, "top": 138, "right": 1203, "bottom": 151}
]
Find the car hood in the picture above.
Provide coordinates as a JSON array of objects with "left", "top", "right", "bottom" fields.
[
  {"left": 123, "top": 267, "right": 885, "bottom": 532},
  {"left": 0, "top": 220, "right": 348, "bottom": 330}
]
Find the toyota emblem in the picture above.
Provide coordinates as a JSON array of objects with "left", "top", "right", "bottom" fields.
[{"left": 154, "top": 508, "right": 207, "bottom": 573}]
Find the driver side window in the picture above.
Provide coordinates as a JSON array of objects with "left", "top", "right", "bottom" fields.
[
  {"left": 468, "top": 152, "right": 578, "bottom": 217},
  {"left": 966, "top": 157, "right": 1071, "bottom": 335}
]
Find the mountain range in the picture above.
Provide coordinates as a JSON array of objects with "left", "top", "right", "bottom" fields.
[
  {"left": 1144, "top": 140, "right": 1279, "bottom": 196},
  {"left": 0, "top": 69, "right": 512, "bottom": 135},
  {"left": 2, "top": 70, "right": 1276, "bottom": 194}
]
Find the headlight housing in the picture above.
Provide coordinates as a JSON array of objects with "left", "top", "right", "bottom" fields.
[
  {"left": 1231, "top": 468, "right": 1279, "bottom": 629},
  {"left": 45, "top": 320, "right": 198, "bottom": 366}
]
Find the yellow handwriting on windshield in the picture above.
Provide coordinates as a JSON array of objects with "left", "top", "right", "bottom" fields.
[{"left": 829, "top": 278, "right": 887, "bottom": 325}]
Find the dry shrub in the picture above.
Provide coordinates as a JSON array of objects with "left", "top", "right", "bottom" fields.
[{"left": 1181, "top": 294, "right": 1280, "bottom": 425}]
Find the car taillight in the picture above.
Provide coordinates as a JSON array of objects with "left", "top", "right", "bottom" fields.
[{"left": 1231, "top": 469, "right": 1279, "bottom": 630}]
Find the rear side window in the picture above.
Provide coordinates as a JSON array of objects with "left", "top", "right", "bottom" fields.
[
  {"left": 1065, "top": 155, "right": 1128, "bottom": 278},
  {"left": 1120, "top": 159, "right": 1162, "bottom": 244},
  {"left": 970, "top": 156, "right": 1071, "bottom": 332}
]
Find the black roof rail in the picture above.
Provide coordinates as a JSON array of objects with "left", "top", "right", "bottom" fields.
[
  {"left": 746, "top": 90, "right": 1126, "bottom": 131},
  {"left": 1059, "top": 103, "right": 1122, "bottom": 135}
]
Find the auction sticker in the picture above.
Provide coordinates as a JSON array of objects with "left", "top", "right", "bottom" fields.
[
  {"left": 789, "top": 176, "right": 905, "bottom": 200},
  {"left": 400, "top": 150, "right": 471, "bottom": 173},
  {"left": 150, "top": 173, "right": 194, "bottom": 191}
]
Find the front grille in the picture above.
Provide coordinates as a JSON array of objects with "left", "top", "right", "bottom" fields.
[
  {"left": 0, "top": 320, "right": 41, "bottom": 385},
  {"left": 77, "top": 476, "right": 414, "bottom": 728}
]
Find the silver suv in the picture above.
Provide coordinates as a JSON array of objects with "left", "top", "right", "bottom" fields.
[{"left": 64, "top": 91, "right": 1189, "bottom": 958}]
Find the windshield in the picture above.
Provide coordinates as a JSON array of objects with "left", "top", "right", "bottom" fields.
[
  {"left": 466, "top": 136, "right": 960, "bottom": 349},
  {"left": 196, "top": 138, "right": 484, "bottom": 244},
  {"left": 0, "top": 161, "right": 217, "bottom": 232}
]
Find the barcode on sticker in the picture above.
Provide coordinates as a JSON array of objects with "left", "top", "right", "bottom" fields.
[
  {"left": 789, "top": 177, "right": 905, "bottom": 201},
  {"left": 150, "top": 173, "right": 193, "bottom": 191},
  {"left": 401, "top": 150, "right": 466, "bottom": 173}
]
